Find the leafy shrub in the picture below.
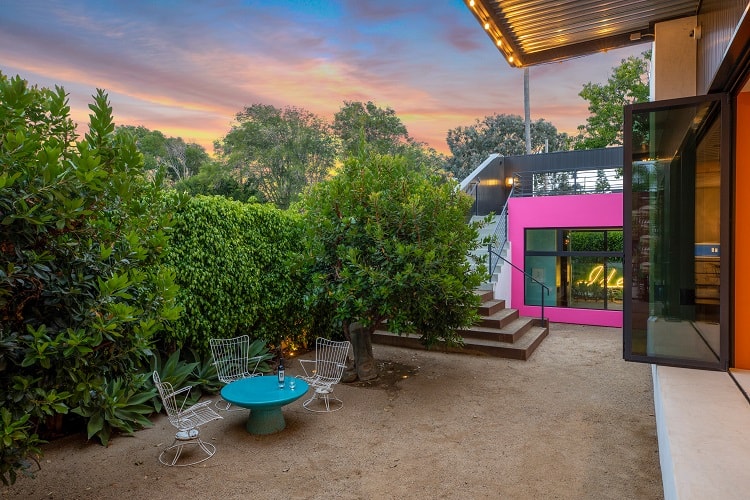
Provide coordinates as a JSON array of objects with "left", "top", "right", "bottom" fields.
[
  {"left": 0, "top": 73, "right": 181, "bottom": 484},
  {"left": 299, "top": 152, "right": 484, "bottom": 349},
  {"left": 163, "top": 195, "right": 307, "bottom": 354}
]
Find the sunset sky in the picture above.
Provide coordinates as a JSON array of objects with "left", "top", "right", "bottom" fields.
[{"left": 0, "top": 0, "right": 649, "bottom": 155}]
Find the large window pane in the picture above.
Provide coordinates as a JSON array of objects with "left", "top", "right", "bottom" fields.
[
  {"left": 568, "top": 231, "right": 605, "bottom": 252},
  {"left": 570, "top": 257, "right": 605, "bottom": 309},
  {"left": 524, "top": 255, "right": 556, "bottom": 306},
  {"left": 625, "top": 95, "right": 726, "bottom": 369},
  {"left": 608, "top": 231, "right": 624, "bottom": 252}
]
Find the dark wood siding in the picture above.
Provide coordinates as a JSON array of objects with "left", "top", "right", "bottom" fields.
[{"left": 697, "top": 0, "right": 747, "bottom": 93}]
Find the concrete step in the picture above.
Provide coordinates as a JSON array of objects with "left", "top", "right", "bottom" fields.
[
  {"left": 477, "top": 299, "right": 506, "bottom": 316},
  {"left": 371, "top": 325, "right": 548, "bottom": 361},
  {"left": 371, "top": 287, "right": 549, "bottom": 361},
  {"left": 479, "top": 308, "right": 519, "bottom": 329},
  {"left": 460, "top": 317, "right": 535, "bottom": 343}
]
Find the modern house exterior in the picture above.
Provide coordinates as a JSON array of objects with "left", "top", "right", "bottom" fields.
[
  {"left": 465, "top": 0, "right": 750, "bottom": 374},
  {"left": 463, "top": 148, "right": 625, "bottom": 328},
  {"left": 465, "top": 1, "right": 750, "bottom": 498}
]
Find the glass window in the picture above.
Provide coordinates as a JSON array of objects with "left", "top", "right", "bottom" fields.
[
  {"left": 567, "top": 230, "right": 606, "bottom": 252},
  {"left": 624, "top": 93, "right": 728, "bottom": 370},
  {"left": 524, "top": 255, "right": 556, "bottom": 306},
  {"left": 525, "top": 228, "right": 623, "bottom": 310},
  {"left": 526, "top": 229, "right": 556, "bottom": 251}
]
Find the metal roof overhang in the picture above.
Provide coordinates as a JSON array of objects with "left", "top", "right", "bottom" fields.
[{"left": 465, "top": 0, "right": 699, "bottom": 67}]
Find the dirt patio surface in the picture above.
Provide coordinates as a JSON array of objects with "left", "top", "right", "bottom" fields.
[{"left": 2, "top": 323, "right": 663, "bottom": 499}]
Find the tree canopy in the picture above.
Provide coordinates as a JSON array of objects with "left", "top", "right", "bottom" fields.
[
  {"left": 333, "top": 100, "right": 412, "bottom": 158},
  {"left": 574, "top": 51, "right": 651, "bottom": 149},
  {"left": 298, "top": 152, "right": 484, "bottom": 380},
  {"left": 445, "top": 114, "right": 570, "bottom": 180},
  {"left": 115, "top": 125, "right": 209, "bottom": 183},
  {"left": 216, "top": 104, "right": 337, "bottom": 209}
]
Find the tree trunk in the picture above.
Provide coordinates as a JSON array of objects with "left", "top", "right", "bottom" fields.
[{"left": 342, "top": 321, "right": 378, "bottom": 382}]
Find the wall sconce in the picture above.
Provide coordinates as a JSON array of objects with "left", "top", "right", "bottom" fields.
[{"left": 505, "top": 177, "right": 514, "bottom": 188}]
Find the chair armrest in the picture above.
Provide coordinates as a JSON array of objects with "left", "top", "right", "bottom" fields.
[
  {"left": 167, "top": 385, "right": 193, "bottom": 412},
  {"left": 299, "top": 359, "right": 316, "bottom": 378},
  {"left": 189, "top": 399, "right": 212, "bottom": 410},
  {"left": 248, "top": 355, "right": 263, "bottom": 375}
]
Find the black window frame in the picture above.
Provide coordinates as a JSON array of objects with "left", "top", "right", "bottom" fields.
[{"left": 524, "top": 227, "right": 625, "bottom": 310}]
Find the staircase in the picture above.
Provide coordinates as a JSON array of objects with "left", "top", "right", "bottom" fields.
[{"left": 372, "top": 289, "right": 549, "bottom": 360}]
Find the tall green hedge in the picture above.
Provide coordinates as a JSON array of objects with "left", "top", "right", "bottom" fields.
[
  {"left": 0, "top": 74, "right": 180, "bottom": 484},
  {"left": 164, "top": 195, "right": 306, "bottom": 353}
]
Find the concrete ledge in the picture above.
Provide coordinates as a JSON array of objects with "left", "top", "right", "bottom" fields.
[{"left": 653, "top": 365, "right": 750, "bottom": 499}]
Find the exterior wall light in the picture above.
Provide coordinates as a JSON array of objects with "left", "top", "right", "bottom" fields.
[{"left": 505, "top": 177, "right": 514, "bottom": 188}]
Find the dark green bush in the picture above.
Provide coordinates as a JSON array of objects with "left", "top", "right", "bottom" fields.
[
  {"left": 0, "top": 74, "right": 181, "bottom": 484},
  {"left": 164, "top": 195, "right": 306, "bottom": 354}
]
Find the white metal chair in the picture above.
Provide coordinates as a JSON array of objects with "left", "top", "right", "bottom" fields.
[
  {"left": 299, "top": 337, "right": 351, "bottom": 412},
  {"left": 152, "top": 371, "right": 223, "bottom": 467},
  {"left": 210, "top": 335, "right": 262, "bottom": 411}
]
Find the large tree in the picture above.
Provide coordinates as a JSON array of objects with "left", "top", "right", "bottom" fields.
[
  {"left": 445, "top": 114, "right": 569, "bottom": 180},
  {"left": 115, "top": 125, "right": 209, "bottom": 183},
  {"left": 217, "top": 104, "right": 337, "bottom": 209},
  {"left": 299, "top": 152, "right": 485, "bottom": 381},
  {"left": 333, "top": 100, "right": 411, "bottom": 158},
  {"left": 574, "top": 51, "right": 651, "bottom": 149}
]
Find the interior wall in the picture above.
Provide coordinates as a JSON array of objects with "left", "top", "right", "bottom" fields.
[{"left": 734, "top": 91, "right": 750, "bottom": 368}]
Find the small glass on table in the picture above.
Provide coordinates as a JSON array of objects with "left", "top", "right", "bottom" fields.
[{"left": 288, "top": 376, "right": 296, "bottom": 390}]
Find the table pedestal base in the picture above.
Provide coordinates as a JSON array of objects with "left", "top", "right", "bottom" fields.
[{"left": 246, "top": 407, "right": 285, "bottom": 435}]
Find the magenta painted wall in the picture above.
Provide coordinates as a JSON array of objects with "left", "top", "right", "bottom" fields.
[{"left": 508, "top": 193, "right": 623, "bottom": 327}]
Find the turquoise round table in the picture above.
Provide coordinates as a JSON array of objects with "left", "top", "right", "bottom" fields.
[{"left": 220, "top": 375, "right": 309, "bottom": 435}]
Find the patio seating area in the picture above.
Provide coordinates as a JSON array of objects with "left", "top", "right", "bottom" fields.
[{"left": 3, "top": 324, "right": 663, "bottom": 499}]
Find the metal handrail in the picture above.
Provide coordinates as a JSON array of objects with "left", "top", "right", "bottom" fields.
[
  {"left": 513, "top": 167, "right": 623, "bottom": 197},
  {"left": 486, "top": 248, "right": 550, "bottom": 326},
  {"left": 487, "top": 185, "right": 513, "bottom": 275}
]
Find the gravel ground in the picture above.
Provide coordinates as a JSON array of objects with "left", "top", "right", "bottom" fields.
[{"left": 2, "top": 323, "right": 663, "bottom": 500}]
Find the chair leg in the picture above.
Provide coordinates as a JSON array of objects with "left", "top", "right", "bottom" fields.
[
  {"left": 302, "top": 387, "right": 344, "bottom": 413},
  {"left": 158, "top": 433, "right": 217, "bottom": 467}
]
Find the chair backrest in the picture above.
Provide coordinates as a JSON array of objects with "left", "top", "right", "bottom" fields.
[
  {"left": 314, "top": 337, "right": 351, "bottom": 383},
  {"left": 210, "top": 335, "right": 251, "bottom": 384},
  {"left": 152, "top": 370, "right": 181, "bottom": 426}
]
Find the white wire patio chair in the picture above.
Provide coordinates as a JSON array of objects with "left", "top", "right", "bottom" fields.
[
  {"left": 299, "top": 337, "right": 351, "bottom": 412},
  {"left": 152, "top": 370, "right": 223, "bottom": 467},
  {"left": 210, "top": 335, "right": 263, "bottom": 411}
]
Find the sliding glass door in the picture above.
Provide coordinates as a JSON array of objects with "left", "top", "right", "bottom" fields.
[{"left": 623, "top": 94, "right": 730, "bottom": 370}]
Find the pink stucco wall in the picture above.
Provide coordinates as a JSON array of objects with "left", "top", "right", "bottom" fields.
[{"left": 508, "top": 193, "right": 623, "bottom": 327}]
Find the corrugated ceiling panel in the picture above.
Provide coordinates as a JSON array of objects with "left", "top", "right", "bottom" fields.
[{"left": 471, "top": 0, "right": 699, "bottom": 66}]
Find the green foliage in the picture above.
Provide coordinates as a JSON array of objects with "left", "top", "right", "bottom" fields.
[
  {"left": 216, "top": 104, "right": 338, "bottom": 209},
  {"left": 0, "top": 73, "right": 180, "bottom": 482},
  {"left": 164, "top": 195, "right": 306, "bottom": 353},
  {"left": 175, "top": 161, "right": 263, "bottom": 202},
  {"left": 115, "top": 125, "right": 210, "bottom": 183},
  {"left": 71, "top": 374, "right": 155, "bottom": 447},
  {"left": 299, "top": 152, "right": 484, "bottom": 347},
  {"left": 574, "top": 50, "right": 651, "bottom": 149},
  {"left": 445, "top": 114, "right": 570, "bottom": 180},
  {"left": 0, "top": 408, "right": 41, "bottom": 486},
  {"left": 333, "top": 100, "right": 412, "bottom": 158}
]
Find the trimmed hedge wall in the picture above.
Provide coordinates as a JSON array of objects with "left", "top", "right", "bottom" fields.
[{"left": 164, "top": 195, "right": 306, "bottom": 353}]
